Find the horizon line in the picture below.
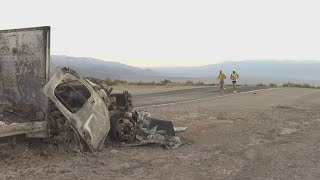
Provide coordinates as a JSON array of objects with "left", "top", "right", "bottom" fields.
[{"left": 51, "top": 54, "right": 320, "bottom": 68}]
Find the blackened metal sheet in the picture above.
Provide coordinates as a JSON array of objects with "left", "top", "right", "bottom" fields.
[{"left": 0, "top": 27, "right": 50, "bottom": 121}]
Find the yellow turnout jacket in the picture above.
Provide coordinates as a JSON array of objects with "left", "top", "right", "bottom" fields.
[
  {"left": 230, "top": 72, "right": 239, "bottom": 81},
  {"left": 218, "top": 73, "right": 226, "bottom": 81}
]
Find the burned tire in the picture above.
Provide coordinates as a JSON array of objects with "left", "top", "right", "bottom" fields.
[{"left": 109, "top": 112, "right": 136, "bottom": 142}]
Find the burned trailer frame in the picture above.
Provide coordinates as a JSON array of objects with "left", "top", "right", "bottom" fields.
[{"left": 0, "top": 27, "right": 50, "bottom": 138}]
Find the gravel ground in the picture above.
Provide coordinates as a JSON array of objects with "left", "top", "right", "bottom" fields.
[{"left": 1, "top": 87, "right": 320, "bottom": 180}]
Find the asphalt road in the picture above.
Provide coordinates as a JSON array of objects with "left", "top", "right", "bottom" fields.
[{"left": 133, "top": 85, "right": 269, "bottom": 108}]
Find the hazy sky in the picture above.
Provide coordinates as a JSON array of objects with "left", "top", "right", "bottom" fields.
[{"left": 1, "top": 0, "right": 319, "bottom": 67}]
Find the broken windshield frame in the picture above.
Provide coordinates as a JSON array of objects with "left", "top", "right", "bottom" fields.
[{"left": 54, "top": 74, "right": 92, "bottom": 114}]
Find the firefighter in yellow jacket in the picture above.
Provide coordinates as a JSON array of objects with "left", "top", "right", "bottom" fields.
[
  {"left": 217, "top": 70, "right": 226, "bottom": 95},
  {"left": 230, "top": 70, "right": 239, "bottom": 93}
]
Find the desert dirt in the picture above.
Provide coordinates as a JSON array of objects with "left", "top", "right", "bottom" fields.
[{"left": 1, "top": 87, "right": 320, "bottom": 180}]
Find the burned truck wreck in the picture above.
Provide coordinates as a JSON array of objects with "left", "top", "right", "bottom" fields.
[
  {"left": 44, "top": 67, "right": 187, "bottom": 152},
  {"left": 0, "top": 26, "right": 187, "bottom": 152}
]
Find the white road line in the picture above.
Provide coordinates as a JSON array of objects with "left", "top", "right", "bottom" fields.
[{"left": 134, "top": 88, "right": 280, "bottom": 109}]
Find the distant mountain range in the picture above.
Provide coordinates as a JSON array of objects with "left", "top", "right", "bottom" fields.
[
  {"left": 51, "top": 55, "right": 159, "bottom": 81},
  {"left": 51, "top": 55, "right": 320, "bottom": 85},
  {"left": 152, "top": 61, "right": 320, "bottom": 78}
]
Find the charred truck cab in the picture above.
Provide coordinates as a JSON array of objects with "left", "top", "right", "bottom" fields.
[{"left": 43, "top": 68, "right": 110, "bottom": 151}]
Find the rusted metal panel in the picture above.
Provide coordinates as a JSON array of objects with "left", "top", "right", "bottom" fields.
[
  {"left": 0, "top": 121, "right": 46, "bottom": 137},
  {"left": 0, "top": 26, "right": 50, "bottom": 122}
]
